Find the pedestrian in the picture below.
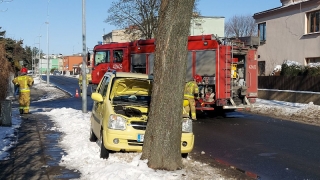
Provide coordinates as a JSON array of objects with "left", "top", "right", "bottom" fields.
[
  {"left": 184, "top": 75, "right": 202, "bottom": 120},
  {"left": 12, "top": 67, "right": 34, "bottom": 114},
  {"left": 78, "top": 70, "right": 89, "bottom": 96}
]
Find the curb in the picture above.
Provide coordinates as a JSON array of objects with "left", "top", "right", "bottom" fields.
[{"left": 215, "top": 158, "right": 260, "bottom": 180}]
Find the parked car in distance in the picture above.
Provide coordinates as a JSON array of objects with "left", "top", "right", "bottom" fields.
[
  {"left": 53, "top": 70, "right": 61, "bottom": 76},
  {"left": 27, "top": 70, "right": 33, "bottom": 75},
  {"left": 89, "top": 71, "right": 194, "bottom": 159}
]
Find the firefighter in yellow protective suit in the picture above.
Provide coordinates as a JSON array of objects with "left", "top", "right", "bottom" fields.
[
  {"left": 184, "top": 75, "right": 202, "bottom": 120},
  {"left": 78, "top": 73, "right": 89, "bottom": 96},
  {"left": 12, "top": 67, "right": 34, "bottom": 114}
]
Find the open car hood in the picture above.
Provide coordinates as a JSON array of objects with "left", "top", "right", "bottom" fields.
[{"left": 110, "top": 78, "right": 152, "bottom": 100}]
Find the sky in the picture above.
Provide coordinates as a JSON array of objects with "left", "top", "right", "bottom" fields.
[
  {"left": 1, "top": 75, "right": 320, "bottom": 179},
  {"left": 0, "top": 0, "right": 282, "bottom": 55}
]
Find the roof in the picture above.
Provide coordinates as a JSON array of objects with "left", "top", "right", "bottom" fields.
[{"left": 253, "top": 0, "right": 313, "bottom": 19}]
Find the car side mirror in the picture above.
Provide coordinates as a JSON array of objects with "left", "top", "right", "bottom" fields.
[{"left": 91, "top": 92, "right": 103, "bottom": 102}]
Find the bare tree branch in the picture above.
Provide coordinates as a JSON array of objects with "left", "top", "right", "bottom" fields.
[
  {"left": 105, "top": 0, "right": 199, "bottom": 40},
  {"left": 225, "top": 14, "right": 257, "bottom": 38}
]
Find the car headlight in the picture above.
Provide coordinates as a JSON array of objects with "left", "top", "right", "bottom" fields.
[
  {"left": 108, "top": 114, "right": 127, "bottom": 130},
  {"left": 182, "top": 118, "right": 193, "bottom": 133}
]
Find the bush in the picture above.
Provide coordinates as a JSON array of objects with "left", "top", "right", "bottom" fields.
[
  {"left": 303, "top": 66, "right": 320, "bottom": 76},
  {"left": 0, "top": 43, "right": 13, "bottom": 101},
  {"left": 280, "top": 63, "right": 303, "bottom": 76}
]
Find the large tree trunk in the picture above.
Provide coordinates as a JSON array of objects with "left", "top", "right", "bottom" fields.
[{"left": 141, "top": 0, "right": 195, "bottom": 171}]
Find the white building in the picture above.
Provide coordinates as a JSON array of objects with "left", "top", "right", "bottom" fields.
[{"left": 190, "top": 16, "right": 225, "bottom": 38}]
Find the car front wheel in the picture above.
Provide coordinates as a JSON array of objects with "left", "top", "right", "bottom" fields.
[
  {"left": 100, "top": 132, "right": 109, "bottom": 159},
  {"left": 89, "top": 128, "right": 97, "bottom": 142},
  {"left": 182, "top": 153, "right": 188, "bottom": 158}
]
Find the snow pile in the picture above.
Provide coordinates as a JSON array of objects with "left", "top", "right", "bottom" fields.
[
  {"left": 251, "top": 99, "right": 320, "bottom": 126},
  {"left": 307, "top": 62, "right": 320, "bottom": 67},
  {"left": 273, "top": 65, "right": 282, "bottom": 71},
  {"left": 283, "top": 59, "right": 301, "bottom": 66},
  {"left": 0, "top": 109, "right": 21, "bottom": 160},
  {"left": 42, "top": 108, "right": 225, "bottom": 180},
  {"left": 33, "top": 77, "right": 69, "bottom": 101}
]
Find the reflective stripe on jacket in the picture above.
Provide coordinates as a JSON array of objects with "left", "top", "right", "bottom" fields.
[{"left": 12, "top": 75, "right": 34, "bottom": 92}]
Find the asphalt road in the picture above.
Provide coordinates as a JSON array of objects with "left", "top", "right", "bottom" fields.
[
  {"left": 39, "top": 75, "right": 93, "bottom": 111},
  {"left": 192, "top": 111, "right": 320, "bottom": 180},
  {"left": 42, "top": 75, "right": 320, "bottom": 180}
]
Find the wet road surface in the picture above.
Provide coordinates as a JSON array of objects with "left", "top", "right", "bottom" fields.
[{"left": 192, "top": 112, "right": 320, "bottom": 180}]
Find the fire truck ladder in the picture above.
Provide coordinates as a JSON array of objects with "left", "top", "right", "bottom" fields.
[{"left": 225, "top": 43, "right": 236, "bottom": 106}]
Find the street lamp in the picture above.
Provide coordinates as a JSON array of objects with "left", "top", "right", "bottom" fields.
[
  {"left": 82, "top": 0, "right": 87, "bottom": 113},
  {"left": 46, "top": 21, "right": 49, "bottom": 86},
  {"left": 46, "top": 0, "right": 50, "bottom": 86},
  {"left": 33, "top": 35, "right": 41, "bottom": 76}
]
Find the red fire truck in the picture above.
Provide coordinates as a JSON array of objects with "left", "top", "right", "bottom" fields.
[{"left": 87, "top": 35, "right": 258, "bottom": 112}]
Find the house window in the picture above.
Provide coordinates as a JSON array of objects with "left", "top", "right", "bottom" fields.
[
  {"left": 306, "top": 57, "right": 320, "bottom": 64},
  {"left": 307, "top": 10, "right": 320, "bottom": 33},
  {"left": 258, "top": 22, "right": 266, "bottom": 42},
  {"left": 258, "top": 61, "right": 266, "bottom": 76}
]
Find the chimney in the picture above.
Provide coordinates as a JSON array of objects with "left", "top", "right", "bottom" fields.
[{"left": 280, "top": 0, "right": 303, "bottom": 6}]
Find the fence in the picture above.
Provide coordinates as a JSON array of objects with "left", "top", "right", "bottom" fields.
[
  {"left": 258, "top": 76, "right": 320, "bottom": 92},
  {"left": 258, "top": 76, "right": 320, "bottom": 105}
]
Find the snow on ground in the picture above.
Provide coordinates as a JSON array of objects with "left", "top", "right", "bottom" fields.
[
  {"left": 1, "top": 76, "right": 320, "bottom": 179},
  {"left": 251, "top": 99, "right": 320, "bottom": 126},
  {"left": 43, "top": 108, "right": 224, "bottom": 180},
  {"left": 34, "top": 80, "right": 70, "bottom": 101}
]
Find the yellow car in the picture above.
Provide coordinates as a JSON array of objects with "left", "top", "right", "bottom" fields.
[{"left": 89, "top": 71, "right": 194, "bottom": 159}]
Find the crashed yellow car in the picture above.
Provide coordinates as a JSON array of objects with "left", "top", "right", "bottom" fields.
[{"left": 89, "top": 71, "right": 194, "bottom": 159}]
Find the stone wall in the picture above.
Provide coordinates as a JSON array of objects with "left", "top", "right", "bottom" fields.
[{"left": 258, "top": 89, "right": 320, "bottom": 105}]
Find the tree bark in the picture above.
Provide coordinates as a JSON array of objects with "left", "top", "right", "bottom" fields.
[{"left": 141, "top": 0, "right": 195, "bottom": 171}]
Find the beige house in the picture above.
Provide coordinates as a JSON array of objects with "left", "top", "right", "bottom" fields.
[
  {"left": 103, "top": 16, "right": 225, "bottom": 44},
  {"left": 253, "top": 0, "right": 320, "bottom": 75},
  {"left": 103, "top": 28, "right": 142, "bottom": 44}
]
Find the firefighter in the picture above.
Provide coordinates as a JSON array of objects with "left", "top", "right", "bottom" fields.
[
  {"left": 184, "top": 75, "right": 202, "bottom": 120},
  {"left": 12, "top": 67, "right": 34, "bottom": 114},
  {"left": 78, "top": 71, "right": 89, "bottom": 96}
]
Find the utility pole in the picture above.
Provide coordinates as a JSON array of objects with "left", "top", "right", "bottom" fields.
[
  {"left": 38, "top": 36, "right": 42, "bottom": 83},
  {"left": 34, "top": 35, "right": 41, "bottom": 76},
  {"left": 82, "top": 0, "right": 87, "bottom": 113},
  {"left": 46, "top": 0, "right": 50, "bottom": 86}
]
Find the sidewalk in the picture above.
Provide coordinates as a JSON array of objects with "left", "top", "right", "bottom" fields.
[
  {"left": 0, "top": 81, "right": 80, "bottom": 179},
  {"left": 0, "top": 109, "right": 80, "bottom": 180}
]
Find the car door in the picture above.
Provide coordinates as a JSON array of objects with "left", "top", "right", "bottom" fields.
[
  {"left": 100, "top": 75, "right": 111, "bottom": 130},
  {"left": 91, "top": 75, "right": 110, "bottom": 137}
]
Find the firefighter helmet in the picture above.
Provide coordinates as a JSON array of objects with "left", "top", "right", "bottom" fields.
[
  {"left": 20, "top": 67, "right": 28, "bottom": 74},
  {"left": 194, "top": 74, "right": 202, "bottom": 83}
]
